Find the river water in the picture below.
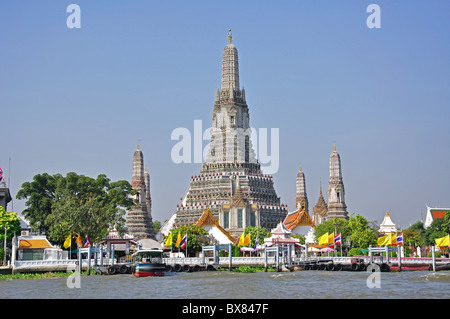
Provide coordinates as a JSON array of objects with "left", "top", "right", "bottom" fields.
[{"left": 0, "top": 270, "right": 449, "bottom": 300}]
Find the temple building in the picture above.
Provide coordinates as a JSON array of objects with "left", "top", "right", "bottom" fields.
[
  {"left": 312, "top": 182, "right": 328, "bottom": 225},
  {"left": 126, "top": 143, "right": 156, "bottom": 239},
  {"left": 295, "top": 165, "right": 308, "bottom": 212},
  {"left": 327, "top": 144, "right": 348, "bottom": 220},
  {"left": 196, "top": 207, "right": 236, "bottom": 245},
  {"left": 378, "top": 211, "right": 398, "bottom": 234},
  {"left": 425, "top": 205, "right": 450, "bottom": 229},
  {"left": 283, "top": 205, "right": 314, "bottom": 236},
  {"left": 173, "top": 30, "right": 288, "bottom": 237},
  {"left": 0, "top": 174, "right": 12, "bottom": 211}
]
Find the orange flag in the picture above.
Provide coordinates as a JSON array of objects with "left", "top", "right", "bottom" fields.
[{"left": 76, "top": 234, "right": 83, "bottom": 247}]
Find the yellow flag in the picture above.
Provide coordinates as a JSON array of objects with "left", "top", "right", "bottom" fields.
[
  {"left": 318, "top": 232, "right": 329, "bottom": 245},
  {"left": 238, "top": 232, "right": 245, "bottom": 246},
  {"left": 243, "top": 233, "right": 251, "bottom": 246},
  {"left": 63, "top": 234, "right": 71, "bottom": 249},
  {"left": 328, "top": 232, "right": 335, "bottom": 246},
  {"left": 377, "top": 234, "right": 391, "bottom": 246},
  {"left": 76, "top": 234, "right": 83, "bottom": 247},
  {"left": 164, "top": 232, "right": 173, "bottom": 247},
  {"left": 176, "top": 232, "right": 181, "bottom": 248},
  {"left": 391, "top": 236, "right": 397, "bottom": 246},
  {"left": 435, "top": 234, "right": 450, "bottom": 247}
]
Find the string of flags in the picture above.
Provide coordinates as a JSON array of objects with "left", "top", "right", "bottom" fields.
[
  {"left": 317, "top": 232, "right": 341, "bottom": 247},
  {"left": 377, "top": 233, "right": 403, "bottom": 246},
  {"left": 63, "top": 233, "right": 91, "bottom": 249}
]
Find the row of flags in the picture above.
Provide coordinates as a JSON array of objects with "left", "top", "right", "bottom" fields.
[
  {"left": 63, "top": 234, "right": 91, "bottom": 249},
  {"left": 317, "top": 232, "right": 341, "bottom": 246},
  {"left": 377, "top": 233, "right": 450, "bottom": 248},
  {"left": 238, "top": 232, "right": 251, "bottom": 247},
  {"left": 377, "top": 233, "right": 403, "bottom": 246},
  {"left": 238, "top": 232, "right": 259, "bottom": 250},
  {"left": 164, "top": 231, "right": 187, "bottom": 249}
]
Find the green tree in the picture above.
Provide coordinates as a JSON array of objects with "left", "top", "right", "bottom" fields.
[
  {"left": 16, "top": 172, "right": 134, "bottom": 246},
  {"left": 0, "top": 206, "right": 22, "bottom": 264},
  {"left": 241, "top": 226, "right": 271, "bottom": 247},
  {"left": 315, "top": 218, "right": 350, "bottom": 244},
  {"left": 0, "top": 206, "right": 22, "bottom": 243},
  {"left": 165, "top": 224, "right": 209, "bottom": 256},
  {"left": 442, "top": 211, "right": 450, "bottom": 234},
  {"left": 347, "top": 214, "right": 378, "bottom": 248},
  {"left": 153, "top": 220, "right": 161, "bottom": 234},
  {"left": 403, "top": 222, "right": 425, "bottom": 254},
  {"left": 424, "top": 218, "right": 447, "bottom": 246},
  {"left": 16, "top": 173, "right": 61, "bottom": 234}
]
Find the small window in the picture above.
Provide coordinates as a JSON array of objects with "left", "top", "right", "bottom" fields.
[
  {"left": 238, "top": 209, "right": 243, "bottom": 228},
  {"left": 224, "top": 211, "right": 229, "bottom": 229}
]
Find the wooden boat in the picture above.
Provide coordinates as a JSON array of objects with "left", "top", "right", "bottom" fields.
[{"left": 132, "top": 248, "right": 166, "bottom": 277}]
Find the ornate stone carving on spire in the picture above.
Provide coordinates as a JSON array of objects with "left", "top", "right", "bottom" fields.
[
  {"left": 313, "top": 180, "right": 328, "bottom": 226},
  {"left": 173, "top": 31, "right": 288, "bottom": 234},
  {"left": 327, "top": 144, "right": 348, "bottom": 220},
  {"left": 221, "top": 29, "right": 240, "bottom": 92},
  {"left": 295, "top": 164, "right": 308, "bottom": 212},
  {"left": 127, "top": 144, "right": 156, "bottom": 239}
]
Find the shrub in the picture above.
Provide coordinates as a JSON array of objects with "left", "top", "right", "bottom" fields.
[
  {"left": 347, "top": 248, "right": 363, "bottom": 256},
  {"left": 428, "top": 251, "right": 442, "bottom": 258}
]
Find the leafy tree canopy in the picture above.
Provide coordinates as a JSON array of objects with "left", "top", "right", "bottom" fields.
[
  {"left": 165, "top": 224, "right": 209, "bottom": 254},
  {"left": 16, "top": 172, "right": 135, "bottom": 246},
  {"left": 315, "top": 218, "right": 349, "bottom": 243},
  {"left": 424, "top": 217, "right": 447, "bottom": 246},
  {"left": 0, "top": 206, "right": 22, "bottom": 243},
  {"left": 241, "top": 226, "right": 271, "bottom": 247}
]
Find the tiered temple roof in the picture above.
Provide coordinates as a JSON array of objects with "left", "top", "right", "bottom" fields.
[
  {"left": 196, "top": 207, "right": 237, "bottom": 244},
  {"left": 284, "top": 206, "right": 314, "bottom": 231},
  {"left": 173, "top": 30, "right": 288, "bottom": 235}
]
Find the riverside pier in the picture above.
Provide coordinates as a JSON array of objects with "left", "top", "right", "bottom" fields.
[{"left": 8, "top": 242, "right": 450, "bottom": 275}]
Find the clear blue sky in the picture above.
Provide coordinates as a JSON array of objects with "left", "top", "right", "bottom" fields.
[{"left": 1, "top": 1, "right": 449, "bottom": 229}]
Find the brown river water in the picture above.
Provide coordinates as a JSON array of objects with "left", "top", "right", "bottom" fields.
[{"left": 0, "top": 270, "right": 449, "bottom": 299}]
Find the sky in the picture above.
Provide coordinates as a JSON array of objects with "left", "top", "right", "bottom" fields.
[{"left": 1, "top": 0, "right": 449, "bottom": 230}]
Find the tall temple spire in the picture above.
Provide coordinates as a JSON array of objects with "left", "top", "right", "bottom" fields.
[
  {"left": 295, "top": 164, "right": 308, "bottom": 212},
  {"left": 173, "top": 31, "right": 288, "bottom": 237},
  {"left": 313, "top": 180, "right": 328, "bottom": 226},
  {"left": 144, "top": 167, "right": 152, "bottom": 216},
  {"left": 221, "top": 29, "right": 240, "bottom": 91},
  {"left": 206, "top": 29, "right": 256, "bottom": 165},
  {"left": 327, "top": 144, "right": 348, "bottom": 220},
  {"left": 127, "top": 144, "right": 156, "bottom": 239}
]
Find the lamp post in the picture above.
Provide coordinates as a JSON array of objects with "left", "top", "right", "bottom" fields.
[{"left": 3, "top": 222, "right": 7, "bottom": 265}]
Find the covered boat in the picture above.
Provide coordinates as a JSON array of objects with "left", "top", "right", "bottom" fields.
[{"left": 132, "top": 248, "right": 166, "bottom": 277}]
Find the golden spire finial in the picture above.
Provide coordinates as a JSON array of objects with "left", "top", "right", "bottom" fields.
[
  {"left": 333, "top": 143, "right": 336, "bottom": 151},
  {"left": 227, "top": 28, "right": 233, "bottom": 44},
  {"left": 299, "top": 164, "right": 302, "bottom": 172},
  {"left": 137, "top": 140, "right": 140, "bottom": 150}
]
